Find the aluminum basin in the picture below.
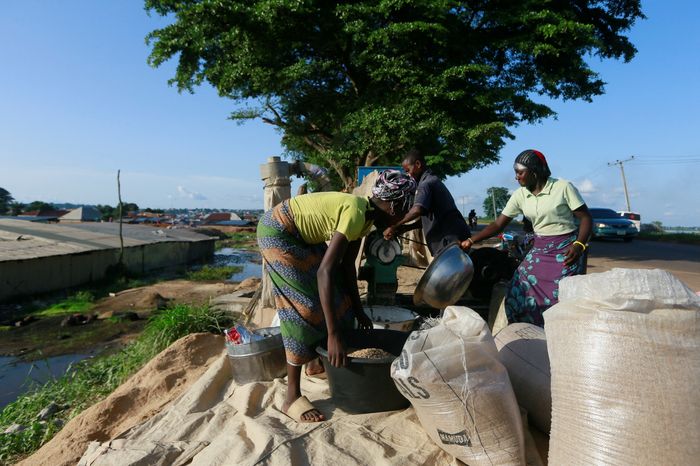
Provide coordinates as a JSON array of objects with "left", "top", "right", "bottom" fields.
[{"left": 414, "top": 243, "right": 474, "bottom": 309}]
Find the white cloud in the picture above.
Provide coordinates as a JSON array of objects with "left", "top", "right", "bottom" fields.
[
  {"left": 176, "top": 186, "right": 207, "bottom": 201},
  {"left": 576, "top": 178, "right": 596, "bottom": 194}
]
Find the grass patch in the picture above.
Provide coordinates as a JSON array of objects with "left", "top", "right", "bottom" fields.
[
  {"left": 186, "top": 265, "right": 243, "bottom": 281},
  {"left": 32, "top": 291, "right": 95, "bottom": 317},
  {"left": 637, "top": 232, "right": 700, "bottom": 245},
  {"left": 0, "top": 304, "right": 234, "bottom": 464},
  {"left": 215, "top": 231, "right": 257, "bottom": 249}
]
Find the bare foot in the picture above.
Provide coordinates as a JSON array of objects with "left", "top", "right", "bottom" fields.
[
  {"left": 304, "top": 357, "right": 326, "bottom": 376},
  {"left": 283, "top": 397, "right": 326, "bottom": 422}
]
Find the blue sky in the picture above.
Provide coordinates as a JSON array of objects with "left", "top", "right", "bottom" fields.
[{"left": 1, "top": 1, "right": 699, "bottom": 226}]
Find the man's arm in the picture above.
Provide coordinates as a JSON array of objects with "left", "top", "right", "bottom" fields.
[
  {"left": 341, "top": 239, "right": 372, "bottom": 329},
  {"left": 383, "top": 205, "right": 425, "bottom": 239}
]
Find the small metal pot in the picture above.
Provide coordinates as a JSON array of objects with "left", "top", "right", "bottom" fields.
[
  {"left": 227, "top": 327, "right": 287, "bottom": 384},
  {"left": 414, "top": 243, "right": 475, "bottom": 309}
]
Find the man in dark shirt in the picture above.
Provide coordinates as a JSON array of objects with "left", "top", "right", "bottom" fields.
[{"left": 383, "top": 149, "right": 471, "bottom": 254}]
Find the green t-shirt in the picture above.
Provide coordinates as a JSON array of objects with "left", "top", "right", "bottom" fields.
[
  {"left": 502, "top": 177, "right": 585, "bottom": 236},
  {"left": 288, "top": 192, "right": 374, "bottom": 244}
]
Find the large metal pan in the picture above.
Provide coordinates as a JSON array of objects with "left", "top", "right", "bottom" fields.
[{"left": 414, "top": 243, "right": 474, "bottom": 309}]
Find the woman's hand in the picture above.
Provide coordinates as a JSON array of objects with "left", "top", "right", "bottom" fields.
[
  {"left": 354, "top": 309, "right": 373, "bottom": 330},
  {"left": 460, "top": 238, "right": 474, "bottom": 251},
  {"left": 564, "top": 243, "right": 584, "bottom": 266},
  {"left": 327, "top": 332, "right": 347, "bottom": 368}
]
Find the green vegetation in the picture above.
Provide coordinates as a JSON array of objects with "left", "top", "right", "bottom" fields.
[
  {"left": 146, "top": 1, "right": 643, "bottom": 189},
  {"left": 482, "top": 187, "right": 510, "bottom": 220},
  {"left": 0, "top": 305, "right": 234, "bottom": 464},
  {"left": 186, "top": 265, "right": 243, "bottom": 281},
  {"left": 32, "top": 291, "right": 95, "bottom": 317},
  {"left": 638, "top": 232, "right": 700, "bottom": 245},
  {"left": 215, "top": 231, "right": 257, "bottom": 250}
]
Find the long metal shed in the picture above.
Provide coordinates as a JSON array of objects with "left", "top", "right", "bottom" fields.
[{"left": 0, "top": 219, "right": 215, "bottom": 302}]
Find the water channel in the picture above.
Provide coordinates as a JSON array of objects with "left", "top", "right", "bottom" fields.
[
  {"left": 0, "top": 353, "right": 91, "bottom": 409},
  {"left": 1, "top": 248, "right": 260, "bottom": 409},
  {"left": 213, "top": 247, "right": 262, "bottom": 281}
]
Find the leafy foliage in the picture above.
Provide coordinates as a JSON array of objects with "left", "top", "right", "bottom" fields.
[
  {"left": 23, "top": 201, "right": 54, "bottom": 213},
  {"left": 145, "top": 0, "right": 643, "bottom": 188},
  {"left": 482, "top": 186, "right": 510, "bottom": 219},
  {"left": 0, "top": 187, "right": 14, "bottom": 214}
]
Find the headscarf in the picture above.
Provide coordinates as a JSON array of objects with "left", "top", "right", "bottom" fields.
[
  {"left": 372, "top": 169, "right": 417, "bottom": 212},
  {"left": 514, "top": 149, "right": 552, "bottom": 181}
]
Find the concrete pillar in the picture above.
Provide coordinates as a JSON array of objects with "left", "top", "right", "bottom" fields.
[{"left": 259, "top": 156, "right": 291, "bottom": 309}]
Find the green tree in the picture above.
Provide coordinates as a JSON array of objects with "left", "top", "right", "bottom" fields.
[
  {"left": 24, "top": 201, "right": 55, "bottom": 213},
  {"left": 482, "top": 186, "right": 510, "bottom": 219},
  {"left": 145, "top": 0, "right": 643, "bottom": 189},
  {"left": 0, "top": 188, "right": 14, "bottom": 214},
  {"left": 9, "top": 202, "right": 25, "bottom": 216}
]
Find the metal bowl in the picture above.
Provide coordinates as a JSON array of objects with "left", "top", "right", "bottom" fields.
[{"left": 414, "top": 243, "right": 474, "bottom": 309}]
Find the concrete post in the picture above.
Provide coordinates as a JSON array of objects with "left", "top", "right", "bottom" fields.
[{"left": 259, "top": 156, "right": 291, "bottom": 309}]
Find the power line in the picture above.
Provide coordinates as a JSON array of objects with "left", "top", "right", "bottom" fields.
[{"left": 631, "top": 155, "right": 700, "bottom": 165}]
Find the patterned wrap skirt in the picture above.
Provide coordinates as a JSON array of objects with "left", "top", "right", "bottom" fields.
[
  {"left": 256, "top": 201, "right": 354, "bottom": 366},
  {"left": 505, "top": 232, "right": 585, "bottom": 327}
]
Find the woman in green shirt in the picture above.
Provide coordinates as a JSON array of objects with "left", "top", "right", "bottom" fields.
[
  {"left": 461, "top": 149, "right": 592, "bottom": 327},
  {"left": 257, "top": 170, "right": 416, "bottom": 423}
]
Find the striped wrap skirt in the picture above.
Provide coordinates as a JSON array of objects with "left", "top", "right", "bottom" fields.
[{"left": 256, "top": 201, "right": 354, "bottom": 366}]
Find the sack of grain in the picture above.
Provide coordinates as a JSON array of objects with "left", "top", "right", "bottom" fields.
[
  {"left": 391, "top": 306, "right": 525, "bottom": 465},
  {"left": 545, "top": 268, "right": 700, "bottom": 466},
  {"left": 494, "top": 323, "right": 551, "bottom": 434}
]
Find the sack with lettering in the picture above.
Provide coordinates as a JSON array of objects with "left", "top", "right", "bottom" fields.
[{"left": 391, "top": 306, "right": 525, "bottom": 465}]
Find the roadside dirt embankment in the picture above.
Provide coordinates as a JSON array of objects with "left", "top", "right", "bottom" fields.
[{"left": 19, "top": 333, "right": 225, "bottom": 466}]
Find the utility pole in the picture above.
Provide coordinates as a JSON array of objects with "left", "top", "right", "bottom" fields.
[
  {"left": 491, "top": 189, "right": 497, "bottom": 220},
  {"left": 457, "top": 196, "right": 468, "bottom": 217},
  {"left": 608, "top": 156, "right": 635, "bottom": 211}
]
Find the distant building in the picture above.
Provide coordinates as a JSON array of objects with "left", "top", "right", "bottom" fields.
[
  {"left": 203, "top": 212, "right": 242, "bottom": 224},
  {"left": 213, "top": 219, "right": 255, "bottom": 227},
  {"left": 22, "top": 209, "right": 70, "bottom": 222},
  {"left": 59, "top": 206, "right": 103, "bottom": 223}
]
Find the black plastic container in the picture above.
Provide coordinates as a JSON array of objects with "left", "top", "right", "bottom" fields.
[{"left": 316, "top": 329, "right": 410, "bottom": 414}]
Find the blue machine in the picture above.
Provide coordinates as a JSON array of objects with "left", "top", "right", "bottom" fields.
[
  {"left": 356, "top": 165, "right": 406, "bottom": 304},
  {"left": 357, "top": 166, "right": 402, "bottom": 185}
]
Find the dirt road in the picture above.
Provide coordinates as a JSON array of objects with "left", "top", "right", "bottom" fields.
[{"left": 586, "top": 239, "right": 700, "bottom": 291}]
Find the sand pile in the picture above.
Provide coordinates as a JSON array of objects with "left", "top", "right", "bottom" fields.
[{"left": 19, "top": 333, "right": 225, "bottom": 466}]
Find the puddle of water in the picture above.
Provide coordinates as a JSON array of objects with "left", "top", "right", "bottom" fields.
[
  {"left": 214, "top": 248, "right": 262, "bottom": 281},
  {"left": 0, "top": 353, "right": 91, "bottom": 409}
]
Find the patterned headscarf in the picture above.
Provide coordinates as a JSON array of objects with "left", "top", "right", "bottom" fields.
[
  {"left": 514, "top": 149, "right": 552, "bottom": 181},
  {"left": 372, "top": 169, "right": 417, "bottom": 212}
]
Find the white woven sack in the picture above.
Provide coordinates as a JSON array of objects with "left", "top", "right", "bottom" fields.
[
  {"left": 494, "top": 324, "right": 551, "bottom": 434},
  {"left": 545, "top": 268, "right": 700, "bottom": 466},
  {"left": 391, "top": 306, "right": 525, "bottom": 465}
]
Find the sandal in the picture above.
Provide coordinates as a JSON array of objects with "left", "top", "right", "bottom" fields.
[{"left": 285, "top": 396, "right": 324, "bottom": 423}]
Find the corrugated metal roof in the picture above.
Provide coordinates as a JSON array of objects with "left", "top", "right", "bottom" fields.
[
  {"left": 0, "top": 219, "right": 214, "bottom": 262},
  {"left": 60, "top": 206, "right": 102, "bottom": 221}
]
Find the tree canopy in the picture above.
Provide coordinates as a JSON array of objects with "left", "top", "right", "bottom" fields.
[
  {"left": 146, "top": 0, "right": 643, "bottom": 189},
  {"left": 24, "top": 201, "right": 55, "bottom": 213},
  {"left": 483, "top": 186, "right": 510, "bottom": 219},
  {"left": 0, "top": 188, "right": 14, "bottom": 215}
]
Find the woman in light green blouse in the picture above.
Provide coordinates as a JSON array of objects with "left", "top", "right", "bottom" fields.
[{"left": 461, "top": 149, "right": 592, "bottom": 327}]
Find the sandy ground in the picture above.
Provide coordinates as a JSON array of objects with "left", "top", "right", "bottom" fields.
[
  {"left": 14, "top": 239, "right": 698, "bottom": 465},
  {"left": 19, "top": 333, "right": 225, "bottom": 466}
]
